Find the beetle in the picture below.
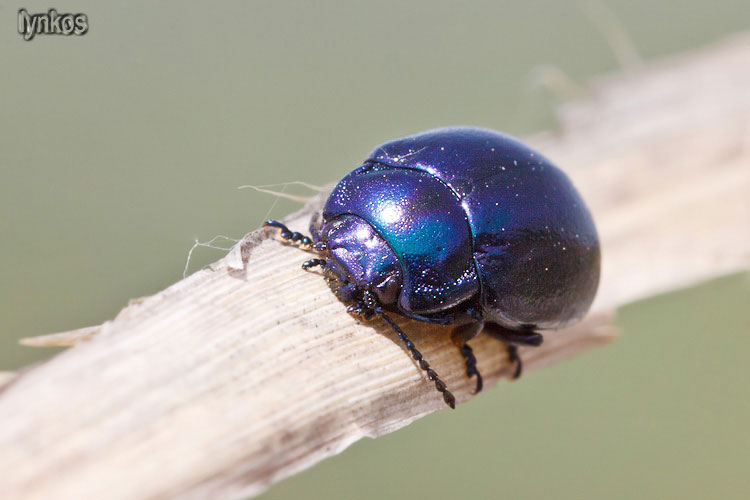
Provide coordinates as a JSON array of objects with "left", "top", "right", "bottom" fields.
[{"left": 265, "top": 127, "right": 600, "bottom": 408}]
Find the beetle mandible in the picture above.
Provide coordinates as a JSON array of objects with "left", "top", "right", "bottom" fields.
[{"left": 265, "top": 127, "right": 600, "bottom": 408}]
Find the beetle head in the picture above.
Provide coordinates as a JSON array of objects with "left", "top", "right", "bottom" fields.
[{"left": 319, "top": 215, "right": 402, "bottom": 307}]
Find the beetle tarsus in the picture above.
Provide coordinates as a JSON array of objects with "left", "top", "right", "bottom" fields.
[
  {"left": 450, "top": 319, "right": 484, "bottom": 394},
  {"left": 302, "top": 258, "right": 326, "bottom": 270},
  {"left": 459, "top": 343, "right": 483, "bottom": 393}
]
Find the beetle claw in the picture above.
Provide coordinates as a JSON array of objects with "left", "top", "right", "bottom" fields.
[
  {"left": 472, "top": 371, "right": 483, "bottom": 393},
  {"left": 507, "top": 344, "right": 523, "bottom": 379}
]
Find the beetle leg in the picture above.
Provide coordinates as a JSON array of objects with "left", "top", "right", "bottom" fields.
[
  {"left": 333, "top": 283, "right": 356, "bottom": 302},
  {"left": 361, "top": 290, "right": 377, "bottom": 311},
  {"left": 490, "top": 328, "right": 544, "bottom": 347},
  {"left": 302, "top": 258, "right": 326, "bottom": 270},
  {"left": 345, "top": 291, "right": 378, "bottom": 320},
  {"left": 263, "top": 220, "right": 314, "bottom": 250},
  {"left": 450, "top": 320, "right": 484, "bottom": 394},
  {"left": 398, "top": 310, "right": 455, "bottom": 325},
  {"left": 484, "top": 324, "right": 544, "bottom": 379},
  {"left": 377, "top": 309, "right": 456, "bottom": 409},
  {"left": 347, "top": 303, "right": 365, "bottom": 316},
  {"left": 506, "top": 345, "right": 523, "bottom": 379}
]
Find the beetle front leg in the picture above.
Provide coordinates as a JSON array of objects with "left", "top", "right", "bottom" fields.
[{"left": 302, "top": 258, "right": 326, "bottom": 270}]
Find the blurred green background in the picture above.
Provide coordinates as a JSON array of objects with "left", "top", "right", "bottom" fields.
[{"left": 1, "top": 1, "right": 748, "bottom": 499}]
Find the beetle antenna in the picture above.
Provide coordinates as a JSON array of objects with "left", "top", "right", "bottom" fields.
[
  {"left": 376, "top": 309, "right": 456, "bottom": 409},
  {"left": 263, "top": 220, "right": 313, "bottom": 250}
]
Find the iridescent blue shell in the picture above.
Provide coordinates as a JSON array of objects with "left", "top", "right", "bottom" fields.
[{"left": 322, "top": 127, "right": 600, "bottom": 330}]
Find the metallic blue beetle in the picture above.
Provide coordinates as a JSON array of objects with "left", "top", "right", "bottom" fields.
[{"left": 265, "top": 127, "right": 600, "bottom": 408}]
